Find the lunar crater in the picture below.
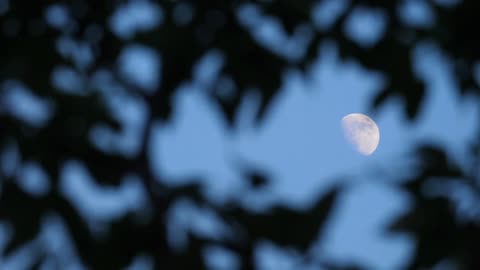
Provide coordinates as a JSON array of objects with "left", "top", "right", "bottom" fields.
[{"left": 341, "top": 113, "right": 380, "bottom": 156}]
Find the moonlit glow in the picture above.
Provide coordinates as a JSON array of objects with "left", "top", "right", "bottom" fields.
[{"left": 341, "top": 113, "right": 380, "bottom": 155}]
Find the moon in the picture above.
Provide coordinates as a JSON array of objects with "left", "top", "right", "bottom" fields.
[{"left": 341, "top": 113, "right": 380, "bottom": 156}]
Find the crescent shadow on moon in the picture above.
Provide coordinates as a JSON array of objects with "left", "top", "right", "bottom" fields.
[{"left": 341, "top": 113, "right": 380, "bottom": 156}]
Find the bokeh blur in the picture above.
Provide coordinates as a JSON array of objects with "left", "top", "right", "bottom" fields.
[{"left": 0, "top": 0, "right": 480, "bottom": 269}]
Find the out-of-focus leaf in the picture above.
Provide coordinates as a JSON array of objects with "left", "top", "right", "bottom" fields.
[
  {"left": 0, "top": 0, "right": 480, "bottom": 269},
  {"left": 388, "top": 197, "right": 457, "bottom": 269},
  {"left": 229, "top": 187, "right": 339, "bottom": 252},
  {"left": 0, "top": 182, "right": 43, "bottom": 255},
  {"left": 245, "top": 170, "right": 269, "bottom": 189},
  {"left": 415, "top": 144, "right": 464, "bottom": 178}
]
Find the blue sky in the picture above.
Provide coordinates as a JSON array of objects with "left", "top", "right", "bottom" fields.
[{"left": 1, "top": 0, "right": 479, "bottom": 269}]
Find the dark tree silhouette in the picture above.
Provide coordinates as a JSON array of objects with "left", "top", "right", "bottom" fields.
[{"left": 0, "top": 0, "right": 479, "bottom": 269}]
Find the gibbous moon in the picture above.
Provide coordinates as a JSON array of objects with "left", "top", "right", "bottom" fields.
[{"left": 341, "top": 113, "right": 380, "bottom": 156}]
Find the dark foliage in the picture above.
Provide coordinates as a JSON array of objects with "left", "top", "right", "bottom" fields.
[{"left": 0, "top": 0, "right": 479, "bottom": 269}]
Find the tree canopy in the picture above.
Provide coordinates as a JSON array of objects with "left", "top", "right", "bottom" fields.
[{"left": 0, "top": 0, "right": 479, "bottom": 269}]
